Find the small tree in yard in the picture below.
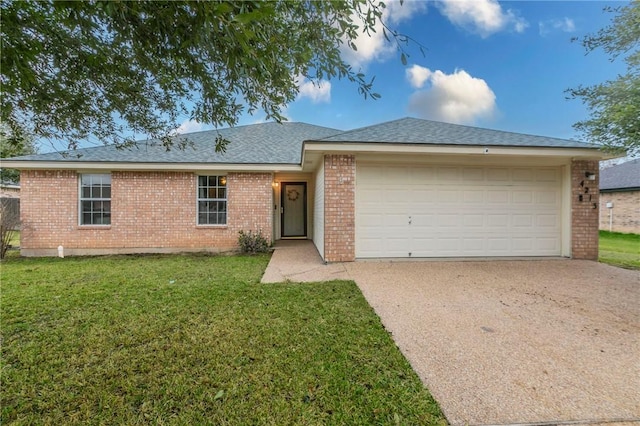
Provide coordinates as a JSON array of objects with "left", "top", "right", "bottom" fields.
[
  {"left": 238, "top": 230, "right": 270, "bottom": 254},
  {"left": 0, "top": 199, "right": 20, "bottom": 259}
]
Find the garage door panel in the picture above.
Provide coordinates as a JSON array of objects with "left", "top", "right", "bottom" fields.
[
  {"left": 512, "top": 238, "right": 533, "bottom": 251},
  {"left": 512, "top": 168, "right": 534, "bottom": 181},
  {"left": 411, "top": 213, "right": 435, "bottom": 227},
  {"left": 437, "top": 167, "right": 461, "bottom": 181},
  {"left": 535, "top": 168, "right": 560, "bottom": 182},
  {"left": 356, "top": 164, "right": 562, "bottom": 258},
  {"left": 512, "top": 214, "right": 534, "bottom": 227},
  {"left": 536, "top": 237, "right": 560, "bottom": 252},
  {"left": 464, "top": 191, "right": 485, "bottom": 203},
  {"left": 409, "top": 167, "right": 435, "bottom": 181},
  {"left": 462, "top": 168, "right": 484, "bottom": 182},
  {"left": 487, "top": 190, "right": 510, "bottom": 204},
  {"left": 513, "top": 190, "right": 537, "bottom": 204},
  {"left": 410, "top": 188, "right": 436, "bottom": 204},
  {"left": 487, "top": 168, "right": 510, "bottom": 181},
  {"left": 536, "top": 191, "right": 558, "bottom": 204},
  {"left": 536, "top": 214, "right": 559, "bottom": 228},
  {"left": 462, "top": 214, "right": 485, "bottom": 227},
  {"left": 437, "top": 190, "right": 460, "bottom": 203}
]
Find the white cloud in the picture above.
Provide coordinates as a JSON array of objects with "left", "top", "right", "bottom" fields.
[
  {"left": 297, "top": 77, "right": 331, "bottom": 104},
  {"left": 406, "top": 67, "right": 497, "bottom": 124},
  {"left": 406, "top": 64, "right": 432, "bottom": 89},
  {"left": 341, "top": 0, "right": 427, "bottom": 68},
  {"left": 539, "top": 17, "right": 576, "bottom": 37},
  {"left": 174, "top": 119, "right": 208, "bottom": 134},
  {"left": 437, "top": 0, "right": 528, "bottom": 37}
]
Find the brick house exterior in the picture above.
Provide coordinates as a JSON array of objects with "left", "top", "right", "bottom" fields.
[
  {"left": 570, "top": 160, "right": 600, "bottom": 260},
  {"left": 323, "top": 155, "right": 356, "bottom": 262},
  {"left": 598, "top": 159, "right": 640, "bottom": 234},
  {"left": 599, "top": 191, "right": 640, "bottom": 233},
  {"left": 20, "top": 170, "right": 272, "bottom": 256},
  {"left": 5, "top": 118, "right": 608, "bottom": 261}
]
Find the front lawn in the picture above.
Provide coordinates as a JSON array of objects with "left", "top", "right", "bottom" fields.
[
  {"left": 1, "top": 254, "right": 445, "bottom": 425},
  {"left": 599, "top": 231, "right": 640, "bottom": 270}
]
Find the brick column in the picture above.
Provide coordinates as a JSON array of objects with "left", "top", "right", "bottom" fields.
[
  {"left": 571, "top": 160, "right": 600, "bottom": 260},
  {"left": 324, "top": 155, "right": 355, "bottom": 262}
]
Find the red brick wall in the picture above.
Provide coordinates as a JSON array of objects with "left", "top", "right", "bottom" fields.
[
  {"left": 599, "top": 191, "right": 640, "bottom": 234},
  {"left": 20, "top": 170, "right": 272, "bottom": 256},
  {"left": 571, "top": 160, "right": 600, "bottom": 260},
  {"left": 323, "top": 155, "right": 355, "bottom": 262}
]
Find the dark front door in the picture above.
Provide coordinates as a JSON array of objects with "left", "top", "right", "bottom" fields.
[{"left": 281, "top": 182, "right": 307, "bottom": 238}]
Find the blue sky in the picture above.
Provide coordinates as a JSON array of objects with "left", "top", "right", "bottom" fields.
[{"left": 213, "top": 0, "right": 626, "bottom": 142}]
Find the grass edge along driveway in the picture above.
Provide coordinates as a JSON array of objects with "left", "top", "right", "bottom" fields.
[
  {"left": 1, "top": 254, "right": 445, "bottom": 425},
  {"left": 599, "top": 230, "right": 640, "bottom": 270}
]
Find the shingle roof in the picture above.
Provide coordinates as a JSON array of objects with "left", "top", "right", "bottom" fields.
[
  {"left": 600, "top": 159, "right": 640, "bottom": 191},
  {"left": 12, "top": 122, "right": 342, "bottom": 164},
  {"left": 7, "top": 117, "right": 600, "bottom": 166},
  {"left": 313, "top": 117, "right": 597, "bottom": 149}
]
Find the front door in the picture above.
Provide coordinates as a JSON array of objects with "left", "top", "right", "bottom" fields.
[{"left": 281, "top": 182, "right": 307, "bottom": 238}]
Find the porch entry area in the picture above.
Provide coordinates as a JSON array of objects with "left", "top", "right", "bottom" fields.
[{"left": 280, "top": 182, "right": 307, "bottom": 238}]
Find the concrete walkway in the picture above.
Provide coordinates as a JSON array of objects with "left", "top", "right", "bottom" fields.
[
  {"left": 260, "top": 241, "right": 640, "bottom": 426},
  {"left": 260, "top": 240, "right": 350, "bottom": 283}
]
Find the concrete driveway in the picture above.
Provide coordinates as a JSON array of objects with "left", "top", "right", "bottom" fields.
[
  {"left": 347, "top": 260, "right": 640, "bottom": 426},
  {"left": 262, "top": 242, "right": 640, "bottom": 425}
]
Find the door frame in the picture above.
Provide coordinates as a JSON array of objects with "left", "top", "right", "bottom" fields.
[{"left": 280, "top": 182, "right": 308, "bottom": 238}]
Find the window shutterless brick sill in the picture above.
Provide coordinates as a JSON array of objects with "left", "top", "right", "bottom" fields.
[
  {"left": 195, "top": 225, "right": 228, "bottom": 229},
  {"left": 78, "top": 226, "right": 112, "bottom": 230}
]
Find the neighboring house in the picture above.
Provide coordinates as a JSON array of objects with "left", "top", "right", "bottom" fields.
[
  {"left": 0, "top": 182, "right": 20, "bottom": 198},
  {"left": 0, "top": 182, "right": 20, "bottom": 229},
  {"left": 3, "top": 117, "right": 607, "bottom": 261},
  {"left": 599, "top": 159, "right": 640, "bottom": 234}
]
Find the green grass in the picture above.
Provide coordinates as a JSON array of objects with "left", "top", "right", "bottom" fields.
[
  {"left": 1, "top": 254, "right": 445, "bottom": 425},
  {"left": 7, "top": 230, "right": 19, "bottom": 248},
  {"left": 599, "top": 231, "right": 640, "bottom": 269}
]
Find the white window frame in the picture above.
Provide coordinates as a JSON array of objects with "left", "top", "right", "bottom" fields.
[
  {"left": 197, "top": 175, "right": 228, "bottom": 226},
  {"left": 78, "top": 173, "right": 111, "bottom": 226}
]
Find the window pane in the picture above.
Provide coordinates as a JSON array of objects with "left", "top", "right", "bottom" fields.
[
  {"left": 80, "top": 174, "right": 111, "bottom": 225},
  {"left": 197, "top": 176, "right": 228, "bottom": 224},
  {"left": 81, "top": 201, "right": 91, "bottom": 214}
]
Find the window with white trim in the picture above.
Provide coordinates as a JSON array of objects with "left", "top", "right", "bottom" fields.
[
  {"left": 79, "top": 173, "right": 111, "bottom": 225},
  {"left": 197, "top": 175, "right": 227, "bottom": 225}
]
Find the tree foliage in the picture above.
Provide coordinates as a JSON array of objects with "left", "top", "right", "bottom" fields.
[
  {"left": 1, "top": 0, "right": 410, "bottom": 152},
  {"left": 568, "top": 2, "right": 640, "bottom": 156},
  {"left": 0, "top": 127, "right": 37, "bottom": 183}
]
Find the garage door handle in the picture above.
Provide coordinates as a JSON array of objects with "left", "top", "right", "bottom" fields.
[{"left": 408, "top": 216, "right": 412, "bottom": 225}]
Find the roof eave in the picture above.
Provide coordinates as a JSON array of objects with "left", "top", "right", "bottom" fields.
[
  {"left": 600, "top": 187, "right": 640, "bottom": 192},
  {"left": 302, "top": 141, "right": 609, "bottom": 159},
  {"left": 1, "top": 160, "right": 302, "bottom": 173}
]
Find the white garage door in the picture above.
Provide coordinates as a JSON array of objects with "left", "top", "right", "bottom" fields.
[{"left": 356, "top": 164, "right": 562, "bottom": 258}]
